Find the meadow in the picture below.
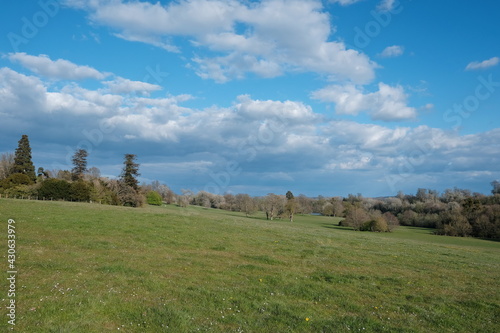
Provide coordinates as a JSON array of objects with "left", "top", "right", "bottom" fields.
[{"left": 0, "top": 198, "right": 499, "bottom": 332}]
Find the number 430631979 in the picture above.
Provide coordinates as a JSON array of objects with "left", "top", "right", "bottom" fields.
[{"left": 7, "top": 219, "right": 16, "bottom": 269}]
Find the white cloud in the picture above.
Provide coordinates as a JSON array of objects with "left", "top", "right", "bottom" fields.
[
  {"left": 7, "top": 53, "right": 109, "bottom": 80},
  {"left": 103, "top": 77, "right": 162, "bottom": 95},
  {"left": 67, "top": 0, "right": 377, "bottom": 84},
  {"left": 235, "top": 95, "right": 319, "bottom": 124},
  {"left": 311, "top": 82, "right": 417, "bottom": 121},
  {"left": 377, "top": 0, "right": 396, "bottom": 11},
  {"left": 465, "top": 57, "right": 499, "bottom": 71},
  {"left": 1, "top": 66, "right": 499, "bottom": 197},
  {"left": 0, "top": 67, "right": 48, "bottom": 113},
  {"left": 379, "top": 45, "right": 404, "bottom": 58},
  {"left": 329, "top": 0, "right": 363, "bottom": 5}
]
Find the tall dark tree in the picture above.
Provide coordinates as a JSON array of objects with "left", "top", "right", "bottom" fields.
[
  {"left": 120, "top": 154, "right": 140, "bottom": 190},
  {"left": 491, "top": 180, "right": 500, "bottom": 195},
  {"left": 71, "top": 149, "right": 88, "bottom": 181},
  {"left": 12, "top": 134, "right": 36, "bottom": 181}
]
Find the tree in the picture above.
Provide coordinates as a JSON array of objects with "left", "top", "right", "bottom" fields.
[
  {"left": 37, "top": 167, "right": 49, "bottom": 179},
  {"left": 87, "top": 166, "right": 101, "bottom": 180},
  {"left": 56, "top": 170, "right": 72, "bottom": 181},
  {"left": 235, "top": 193, "right": 255, "bottom": 216},
  {"left": 296, "top": 194, "right": 313, "bottom": 214},
  {"left": 382, "top": 212, "right": 400, "bottom": 231},
  {"left": 343, "top": 207, "right": 370, "bottom": 230},
  {"left": 150, "top": 181, "right": 175, "bottom": 204},
  {"left": 322, "top": 202, "right": 334, "bottom": 216},
  {"left": 71, "top": 149, "right": 88, "bottom": 181},
  {"left": 492, "top": 180, "right": 500, "bottom": 195},
  {"left": 117, "top": 182, "right": 145, "bottom": 207},
  {"left": 262, "top": 193, "right": 285, "bottom": 220},
  {"left": 285, "top": 191, "right": 297, "bottom": 222},
  {"left": 0, "top": 153, "right": 14, "bottom": 180},
  {"left": 120, "top": 154, "right": 140, "bottom": 190},
  {"left": 12, "top": 134, "right": 36, "bottom": 181}
]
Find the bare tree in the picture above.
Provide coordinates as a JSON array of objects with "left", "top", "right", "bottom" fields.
[
  {"left": 343, "top": 207, "right": 370, "bottom": 230},
  {"left": 0, "top": 152, "right": 14, "bottom": 180},
  {"left": 87, "top": 167, "right": 101, "bottom": 180},
  {"left": 235, "top": 193, "right": 255, "bottom": 216},
  {"left": 262, "top": 193, "right": 285, "bottom": 220}
]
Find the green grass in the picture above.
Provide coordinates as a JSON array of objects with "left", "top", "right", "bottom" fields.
[{"left": 1, "top": 198, "right": 499, "bottom": 332}]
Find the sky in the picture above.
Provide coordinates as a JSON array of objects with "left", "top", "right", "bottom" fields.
[{"left": 0, "top": 0, "right": 499, "bottom": 198}]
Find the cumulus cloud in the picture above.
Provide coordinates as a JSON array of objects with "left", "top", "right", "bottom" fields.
[
  {"left": 311, "top": 83, "right": 417, "bottom": 121},
  {"left": 465, "top": 57, "right": 499, "bottom": 71},
  {"left": 0, "top": 67, "right": 48, "bottom": 113},
  {"left": 7, "top": 53, "right": 109, "bottom": 80},
  {"left": 1, "top": 66, "right": 499, "bottom": 196},
  {"left": 103, "top": 77, "right": 162, "bottom": 95},
  {"left": 66, "top": 0, "right": 377, "bottom": 83},
  {"left": 379, "top": 45, "right": 404, "bottom": 58}
]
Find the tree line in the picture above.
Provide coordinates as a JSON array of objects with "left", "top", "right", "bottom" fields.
[
  {"left": 1, "top": 135, "right": 499, "bottom": 238},
  {"left": 0, "top": 135, "right": 145, "bottom": 207}
]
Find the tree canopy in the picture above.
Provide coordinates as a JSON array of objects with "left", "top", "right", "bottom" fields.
[
  {"left": 72, "top": 149, "right": 88, "bottom": 181},
  {"left": 120, "top": 154, "right": 140, "bottom": 191},
  {"left": 12, "top": 134, "right": 36, "bottom": 181}
]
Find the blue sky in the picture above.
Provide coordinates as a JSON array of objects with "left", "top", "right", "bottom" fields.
[{"left": 0, "top": 0, "right": 499, "bottom": 197}]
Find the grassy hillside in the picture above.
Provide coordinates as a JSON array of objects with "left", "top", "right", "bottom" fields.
[{"left": 1, "top": 199, "right": 499, "bottom": 332}]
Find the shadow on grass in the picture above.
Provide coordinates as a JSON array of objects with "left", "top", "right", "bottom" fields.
[
  {"left": 320, "top": 223, "right": 353, "bottom": 231},
  {"left": 218, "top": 211, "right": 268, "bottom": 221}
]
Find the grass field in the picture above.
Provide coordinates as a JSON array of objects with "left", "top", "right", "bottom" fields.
[{"left": 1, "top": 198, "right": 499, "bottom": 332}]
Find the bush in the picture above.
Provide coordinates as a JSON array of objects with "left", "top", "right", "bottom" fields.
[
  {"left": 70, "top": 180, "right": 92, "bottom": 202},
  {"left": 38, "top": 179, "right": 71, "bottom": 200},
  {"left": 343, "top": 207, "right": 370, "bottom": 230},
  {"left": 147, "top": 191, "right": 163, "bottom": 206},
  {"left": 361, "top": 218, "right": 389, "bottom": 232},
  {"left": 0, "top": 173, "right": 33, "bottom": 190},
  {"left": 3, "top": 184, "right": 38, "bottom": 198}
]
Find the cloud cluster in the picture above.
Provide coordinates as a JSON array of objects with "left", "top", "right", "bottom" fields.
[
  {"left": 311, "top": 83, "right": 417, "bottom": 121},
  {"left": 7, "top": 52, "right": 109, "bottom": 80},
  {"left": 1, "top": 63, "right": 498, "bottom": 195},
  {"left": 65, "top": 0, "right": 377, "bottom": 83}
]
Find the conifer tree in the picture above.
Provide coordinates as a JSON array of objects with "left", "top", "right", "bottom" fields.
[
  {"left": 71, "top": 149, "right": 88, "bottom": 181},
  {"left": 12, "top": 134, "right": 36, "bottom": 181},
  {"left": 120, "top": 154, "right": 140, "bottom": 191}
]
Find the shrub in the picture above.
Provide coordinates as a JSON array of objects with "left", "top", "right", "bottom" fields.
[
  {"left": 343, "top": 207, "right": 370, "bottom": 230},
  {"left": 147, "top": 190, "right": 163, "bottom": 206},
  {"left": 38, "top": 179, "right": 71, "bottom": 200},
  {"left": 3, "top": 184, "right": 38, "bottom": 198},
  {"left": 70, "top": 180, "right": 92, "bottom": 202},
  {"left": 0, "top": 173, "right": 33, "bottom": 189},
  {"left": 361, "top": 218, "right": 389, "bottom": 232}
]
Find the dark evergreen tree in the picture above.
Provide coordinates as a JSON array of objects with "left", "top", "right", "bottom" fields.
[
  {"left": 12, "top": 134, "right": 36, "bottom": 181},
  {"left": 71, "top": 149, "right": 88, "bottom": 181},
  {"left": 491, "top": 180, "right": 500, "bottom": 195},
  {"left": 120, "top": 154, "right": 140, "bottom": 190}
]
